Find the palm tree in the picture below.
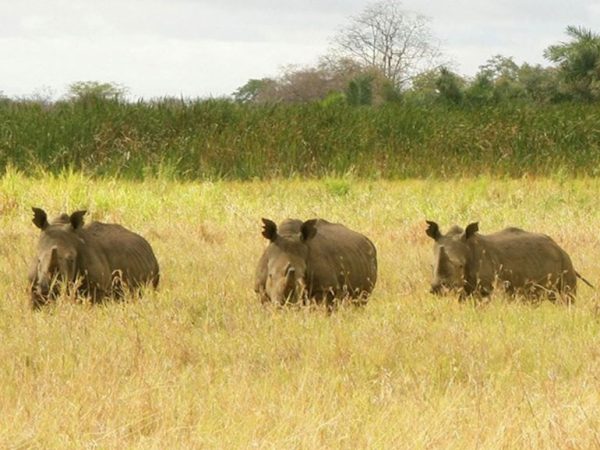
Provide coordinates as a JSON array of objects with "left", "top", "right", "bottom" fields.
[{"left": 544, "top": 26, "right": 600, "bottom": 101}]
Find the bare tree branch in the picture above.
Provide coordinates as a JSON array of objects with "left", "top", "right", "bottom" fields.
[{"left": 331, "top": 0, "right": 441, "bottom": 88}]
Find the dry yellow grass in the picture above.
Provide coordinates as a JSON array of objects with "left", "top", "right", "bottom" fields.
[{"left": 1, "top": 170, "right": 600, "bottom": 449}]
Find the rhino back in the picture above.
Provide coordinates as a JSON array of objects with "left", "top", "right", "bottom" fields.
[
  {"left": 475, "top": 229, "right": 575, "bottom": 287},
  {"left": 306, "top": 220, "right": 377, "bottom": 298},
  {"left": 78, "top": 222, "right": 159, "bottom": 288}
]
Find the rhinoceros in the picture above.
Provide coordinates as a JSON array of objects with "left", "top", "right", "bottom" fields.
[
  {"left": 254, "top": 218, "right": 377, "bottom": 306},
  {"left": 28, "top": 208, "right": 160, "bottom": 308},
  {"left": 425, "top": 220, "right": 592, "bottom": 302}
]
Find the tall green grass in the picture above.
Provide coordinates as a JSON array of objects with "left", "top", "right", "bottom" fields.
[{"left": 1, "top": 98, "right": 600, "bottom": 179}]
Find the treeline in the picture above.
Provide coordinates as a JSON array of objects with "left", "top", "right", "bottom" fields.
[
  {"left": 233, "top": 25, "right": 600, "bottom": 106},
  {"left": 233, "top": 56, "right": 568, "bottom": 107},
  {"left": 1, "top": 96, "right": 600, "bottom": 180},
  {"left": 233, "top": 51, "right": 600, "bottom": 107}
]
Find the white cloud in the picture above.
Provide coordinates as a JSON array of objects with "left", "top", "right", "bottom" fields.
[
  {"left": 1, "top": 0, "right": 599, "bottom": 98},
  {"left": 0, "top": 34, "right": 325, "bottom": 99}
]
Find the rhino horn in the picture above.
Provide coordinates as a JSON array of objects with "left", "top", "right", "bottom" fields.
[{"left": 439, "top": 245, "right": 449, "bottom": 261}]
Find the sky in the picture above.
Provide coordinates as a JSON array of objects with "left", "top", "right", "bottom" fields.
[{"left": 2, "top": 0, "right": 599, "bottom": 100}]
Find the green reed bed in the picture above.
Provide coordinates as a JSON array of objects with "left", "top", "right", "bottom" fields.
[{"left": 1, "top": 98, "right": 600, "bottom": 180}]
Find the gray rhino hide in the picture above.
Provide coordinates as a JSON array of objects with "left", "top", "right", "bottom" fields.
[
  {"left": 30, "top": 210, "right": 159, "bottom": 307},
  {"left": 429, "top": 223, "right": 577, "bottom": 300},
  {"left": 255, "top": 218, "right": 377, "bottom": 305}
]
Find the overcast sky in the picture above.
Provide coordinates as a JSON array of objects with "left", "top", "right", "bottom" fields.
[{"left": 2, "top": 0, "right": 599, "bottom": 100}]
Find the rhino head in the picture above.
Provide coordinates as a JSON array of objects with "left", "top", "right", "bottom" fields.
[
  {"left": 425, "top": 220, "right": 479, "bottom": 296},
  {"left": 259, "top": 218, "right": 317, "bottom": 304},
  {"left": 29, "top": 207, "right": 87, "bottom": 308}
]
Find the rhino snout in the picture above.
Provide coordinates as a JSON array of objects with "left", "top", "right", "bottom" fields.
[
  {"left": 272, "top": 268, "right": 306, "bottom": 304},
  {"left": 32, "top": 276, "right": 63, "bottom": 305},
  {"left": 36, "top": 279, "right": 50, "bottom": 297},
  {"left": 31, "top": 281, "right": 50, "bottom": 309}
]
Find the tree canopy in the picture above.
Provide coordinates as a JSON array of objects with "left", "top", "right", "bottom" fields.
[
  {"left": 331, "top": 0, "right": 441, "bottom": 89},
  {"left": 544, "top": 26, "right": 600, "bottom": 101}
]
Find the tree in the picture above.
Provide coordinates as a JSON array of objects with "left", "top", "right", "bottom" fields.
[
  {"left": 404, "top": 67, "right": 465, "bottom": 105},
  {"left": 232, "top": 78, "right": 276, "bottom": 103},
  {"left": 464, "top": 73, "right": 495, "bottom": 105},
  {"left": 277, "top": 65, "right": 341, "bottom": 102},
  {"left": 232, "top": 58, "right": 370, "bottom": 104},
  {"left": 477, "top": 55, "right": 525, "bottom": 101},
  {"left": 477, "top": 55, "right": 519, "bottom": 82},
  {"left": 461, "top": 55, "right": 532, "bottom": 104},
  {"left": 435, "top": 67, "right": 464, "bottom": 104},
  {"left": 346, "top": 74, "right": 374, "bottom": 106},
  {"left": 331, "top": 0, "right": 441, "bottom": 89},
  {"left": 544, "top": 26, "right": 600, "bottom": 101},
  {"left": 407, "top": 69, "right": 441, "bottom": 103},
  {"left": 517, "top": 64, "right": 561, "bottom": 103},
  {"left": 67, "top": 81, "right": 127, "bottom": 101}
]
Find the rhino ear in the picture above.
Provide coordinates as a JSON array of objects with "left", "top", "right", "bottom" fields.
[
  {"left": 425, "top": 220, "right": 441, "bottom": 240},
  {"left": 69, "top": 210, "right": 87, "bottom": 230},
  {"left": 300, "top": 219, "right": 318, "bottom": 241},
  {"left": 261, "top": 218, "right": 278, "bottom": 241},
  {"left": 32, "top": 207, "right": 49, "bottom": 230},
  {"left": 465, "top": 222, "right": 479, "bottom": 240}
]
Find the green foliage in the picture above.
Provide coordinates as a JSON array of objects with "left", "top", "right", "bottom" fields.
[
  {"left": 1, "top": 98, "right": 600, "bottom": 180},
  {"left": 404, "top": 69, "right": 440, "bottom": 105},
  {"left": 411, "top": 55, "right": 575, "bottom": 106},
  {"left": 346, "top": 74, "right": 374, "bottom": 106},
  {"left": 323, "top": 177, "right": 352, "bottom": 196},
  {"left": 461, "top": 56, "right": 526, "bottom": 104},
  {"left": 381, "top": 79, "right": 403, "bottom": 103},
  {"left": 435, "top": 67, "right": 465, "bottom": 104},
  {"left": 544, "top": 26, "right": 600, "bottom": 101},
  {"left": 482, "top": 56, "right": 527, "bottom": 101},
  {"left": 518, "top": 64, "right": 563, "bottom": 102},
  {"left": 319, "top": 92, "right": 347, "bottom": 107},
  {"left": 478, "top": 55, "right": 520, "bottom": 82},
  {"left": 67, "top": 81, "right": 128, "bottom": 101},
  {"left": 232, "top": 78, "right": 276, "bottom": 103},
  {"left": 464, "top": 73, "right": 496, "bottom": 104}
]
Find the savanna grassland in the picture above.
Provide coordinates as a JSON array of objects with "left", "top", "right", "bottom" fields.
[{"left": 2, "top": 170, "right": 600, "bottom": 449}]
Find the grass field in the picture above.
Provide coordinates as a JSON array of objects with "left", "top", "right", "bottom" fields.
[{"left": 1, "top": 170, "right": 600, "bottom": 448}]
